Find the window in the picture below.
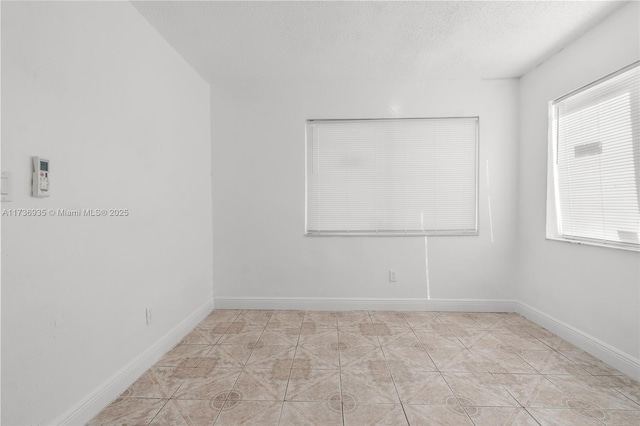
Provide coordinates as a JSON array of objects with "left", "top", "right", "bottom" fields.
[
  {"left": 547, "top": 61, "right": 640, "bottom": 251},
  {"left": 305, "top": 117, "right": 478, "bottom": 236}
]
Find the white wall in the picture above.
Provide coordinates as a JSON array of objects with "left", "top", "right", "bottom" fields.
[
  {"left": 2, "top": 1, "right": 637, "bottom": 423},
  {"left": 1, "top": 2, "right": 212, "bottom": 425},
  {"left": 211, "top": 78, "right": 519, "bottom": 308},
  {"left": 517, "top": 1, "right": 640, "bottom": 361}
]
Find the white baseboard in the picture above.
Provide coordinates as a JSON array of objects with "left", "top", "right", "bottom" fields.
[
  {"left": 515, "top": 301, "right": 640, "bottom": 381},
  {"left": 213, "top": 296, "right": 517, "bottom": 312},
  {"left": 53, "top": 299, "right": 214, "bottom": 426},
  {"left": 52, "top": 295, "right": 639, "bottom": 425},
  {"left": 214, "top": 296, "right": 639, "bottom": 380}
]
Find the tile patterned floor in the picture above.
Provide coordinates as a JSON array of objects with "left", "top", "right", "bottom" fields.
[{"left": 89, "top": 310, "right": 640, "bottom": 425}]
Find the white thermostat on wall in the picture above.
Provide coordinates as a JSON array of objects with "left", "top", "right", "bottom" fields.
[{"left": 32, "top": 156, "right": 50, "bottom": 197}]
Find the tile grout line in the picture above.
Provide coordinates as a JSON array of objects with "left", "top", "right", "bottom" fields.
[
  {"left": 143, "top": 369, "right": 182, "bottom": 425},
  {"left": 144, "top": 398, "right": 171, "bottom": 425},
  {"left": 215, "top": 310, "right": 269, "bottom": 425},
  {"left": 211, "top": 310, "right": 242, "bottom": 425},
  {"left": 427, "top": 312, "right": 482, "bottom": 426},
  {"left": 154, "top": 309, "right": 242, "bottom": 425},
  {"left": 522, "top": 406, "right": 544, "bottom": 426},
  {"left": 277, "top": 310, "right": 306, "bottom": 424},
  {"left": 370, "top": 311, "right": 412, "bottom": 426},
  {"left": 613, "top": 388, "right": 640, "bottom": 409},
  {"left": 403, "top": 311, "right": 442, "bottom": 380},
  {"left": 397, "top": 311, "right": 427, "bottom": 426},
  {"left": 92, "top": 309, "right": 640, "bottom": 425},
  {"left": 336, "top": 312, "right": 346, "bottom": 426},
  {"left": 169, "top": 310, "right": 240, "bottom": 425}
]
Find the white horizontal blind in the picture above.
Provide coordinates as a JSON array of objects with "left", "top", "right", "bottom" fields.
[
  {"left": 552, "top": 62, "right": 640, "bottom": 249},
  {"left": 306, "top": 117, "right": 478, "bottom": 236}
]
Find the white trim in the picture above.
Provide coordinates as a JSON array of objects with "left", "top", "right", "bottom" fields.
[
  {"left": 213, "top": 296, "right": 516, "bottom": 312},
  {"left": 546, "top": 235, "right": 640, "bottom": 253},
  {"left": 54, "top": 295, "right": 640, "bottom": 425},
  {"left": 515, "top": 301, "right": 640, "bottom": 381},
  {"left": 305, "top": 117, "right": 479, "bottom": 236},
  {"left": 545, "top": 62, "right": 640, "bottom": 253},
  {"left": 214, "top": 296, "right": 639, "bottom": 380},
  {"left": 53, "top": 299, "right": 214, "bottom": 426}
]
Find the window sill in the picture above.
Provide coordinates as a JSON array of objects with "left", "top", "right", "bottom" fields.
[
  {"left": 545, "top": 235, "right": 640, "bottom": 253},
  {"left": 305, "top": 231, "right": 479, "bottom": 237}
]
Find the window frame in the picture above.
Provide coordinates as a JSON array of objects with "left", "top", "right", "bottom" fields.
[
  {"left": 546, "top": 61, "right": 640, "bottom": 252},
  {"left": 304, "top": 116, "right": 480, "bottom": 237}
]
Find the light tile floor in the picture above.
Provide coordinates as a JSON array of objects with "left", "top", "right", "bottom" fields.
[{"left": 89, "top": 310, "right": 640, "bottom": 425}]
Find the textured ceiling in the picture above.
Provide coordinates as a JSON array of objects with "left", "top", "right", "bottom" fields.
[{"left": 133, "top": 1, "right": 626, "bottom": 83}]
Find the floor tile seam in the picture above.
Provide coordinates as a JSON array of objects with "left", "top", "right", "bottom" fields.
[
  {"left": 527, "top": 405, "right": 619, "bottom": 411},
  {"left": 280, "top": 316, "right": 306, "bottom": 408},
  {"left": 282, "top": 396, "right": 345, "bottom": 404},
  {"left": 118, "top": 369, "right": 172, "bottom": 400},
  {"left": 164, "top": 396, "right": 214, "bottom": 426},
  {"left": 219, "top": 331, "right": 268, "bottom": 423},
  {"left": 181, "top": 340, "right": 218, "bottom": 347},
  {"left": 377, "top": 326, "right": 412, "bottom": 426},
  {"left": 530, "top": 337, "right": 558, "bottom": 351},
  {"left": 459, "top": 402, "right": 531, "bottom": 408},
  {"left": 369, "top": 312, "right": 412, "bottom": 330},
  {"left": 195, "top": 343, "right": 224, "bottom": 367},
  {"left": 613, "top": 388, "right": 640, "bottom": 408},
  {"left": 442, "top": 369, "right": 522, "bottom": 402},
  {"left": 337, "top": 319, "right": 345, "bottom": 426},
  {"left": 293, "top": 363, "right": 341, "bottom": 370},
  {"left": 188, "top": 364, "right": 246, "bottom": 371},
  {"left": 518, "top": 327, "right": 551, "bottom": 348},
  {"left": 598, "top": 407, "right": 640, "bottom": 412},
  {"left": 445, "top": 329, "right": 469, "bottom": 350},
  {"left": 521, "top": 407, "right": 544, "bottom": 426},
  {"left": 461, "top": 406, "right": 536, "bottom": 426},
  {"left": 584, "top": 369, "right": 622, "bottom": 377},
  {"left": 406, "top": 324, "right": 442, "bottom": 369},
  {"left": 399, "top": 401, "right": 524, "bottom": 407},
  {"left": 511, "top": 349, "right": 547, "bottom": 375},
  {"left": 118, "top": 395, "right": 171, "bottom": 400},
  {"left": 302, "top": 323, "right": 337, "bottom": 330},
  {"left": 156, "top": 370, "right": 186, "bottom": 400},
  {"left": 275, "top": 395, "right": 287, "bottom": 426},
  {"left": 461, "top": 406, "right": 480, "bottom": 426},
  {"left": 488, "top": 371, "right": 534, "bottom": 409},
  {"left": 211, "top": 397, "right": 305, "bottom": 402},
  {"left": 196, "top": 314, "right": 236, "bottom": 337},
  {"left": 168, "top": 311, "right": 235, "bottom": 424},
  {"left": 438, "top": 370, "right": 480, "bottom": 425},
  {"left": 173, "top": 395, "right": 286, "bottom": 402},
  {"left": 160, "top": 368, "right": 199, "bottom": 401},
  {"left": 596, "top": 416, "right": 608, "bottom": 426},
  {"left": 519, "top": 397, "right": 639, "bottom": 412},
  {"left": 373, "top": 326, "right": 405, "bottom": 378},
  {"left": 143, "top": 311, "right": 634, "bottom": 423},
  {"left": 144, "top": 397, "right": 172, "bottom": 426},
  {"left": 551, "top": 350, "right": 592, "bottom": 375},
  {"left": 526, "top": 406, "right": 612, "bottom": 426}
]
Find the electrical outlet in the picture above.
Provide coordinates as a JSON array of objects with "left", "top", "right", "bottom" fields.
[
  {"left": 389, "top": 269, "right": 397, "bottom": 282},
  {"left": 146, "top": 308, "right": 153, "bottom": 325}
]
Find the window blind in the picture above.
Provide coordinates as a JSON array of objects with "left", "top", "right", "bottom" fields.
[
  {"left": 550, "top": 62, "right": 640, "bottom": 250},
  {"left": 306, "top": 117, "right": 478, "bottom": 236}
]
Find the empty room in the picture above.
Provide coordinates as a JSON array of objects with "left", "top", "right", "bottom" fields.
[{"left": 2, "top": 1, "right": 639, "bottom": 425}]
